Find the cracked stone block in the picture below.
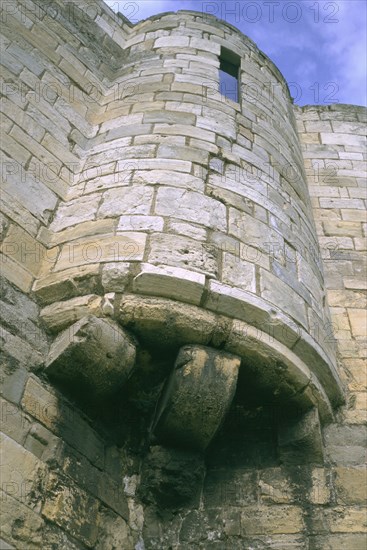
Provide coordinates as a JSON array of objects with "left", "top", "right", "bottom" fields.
[
  {"left": 153, "top": 345, "right": 241, "bottom": 451},
  {"left": 278, "top": 407, "right": 324, "bottom": 464},
  {"left": 45, "top": 315, "right": 136, "bottom": 400}
]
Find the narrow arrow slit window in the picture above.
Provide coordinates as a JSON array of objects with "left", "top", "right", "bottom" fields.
[{"left": 219, "top": 47, "right": 240, "bottom": 103}]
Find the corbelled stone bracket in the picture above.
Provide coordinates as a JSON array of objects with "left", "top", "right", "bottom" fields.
[
  {"left": 45, "top": 315, "right": 136, "bottom": 400},
  {"left": 278, "top": 407, "right": 324, "bottom": 464},
  {"left": 152, "top": 345, "right": 241, "bottom": 452}
]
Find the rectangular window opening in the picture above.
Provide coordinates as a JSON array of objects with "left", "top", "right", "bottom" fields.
[{"left": 219, "top": 47, "right": 241, "bottom": 103}]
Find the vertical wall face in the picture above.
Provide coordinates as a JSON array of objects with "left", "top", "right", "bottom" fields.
[
  {"left": 0, "top": 2, "right": 140, "bottom": 548},
  {"left": 295, "top": 104, "right": 367, "bottom": 549},
  {"left": 1, "top": 2, "right": 366, "bottom": 549}
]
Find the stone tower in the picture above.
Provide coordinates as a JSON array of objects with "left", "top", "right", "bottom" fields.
[{"left": 1, "top": 1, "right": 366, "bottom": 548}]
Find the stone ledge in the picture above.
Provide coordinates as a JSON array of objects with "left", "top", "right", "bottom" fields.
[
  {"left": 205, "top": 280, "right": 343, "bottom": 408},
  {"left": 118, "top": 294, "right": 338, "bottom": 423},
  {"left": 133, "top": 263, "right": 205, "bottom": 306}
]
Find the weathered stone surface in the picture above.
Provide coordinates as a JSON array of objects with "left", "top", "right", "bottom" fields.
[
  {"left": 148, "top": 233, "right": 218, "bottom": 277},
  {"left": 134, "top": 169, "right": 205, "bottom": 191},
  {"left": 2, "top": 5, "right": 366, "bottom": 547},
  {"left": 54, "top": 233, "right": 146, "bottom": 271},
  {"left": 240, "top": 505, "right": 304, "bottom": 535},
  {"left": 49, "top": 194, "right": 100, "bottom": 232},
  {"left": 309, "top": 468, "right": 330, "bottom": 505},
  {"left": 221, "top": 252, "right": 256, "bottom": 292},
  {"left": 40, "top": 295, "right": 103, "bottom": 332},
  {"left": 101, "top": 262, "right": 131, "bottom": 292},
  {"left": 33, "top": 264, "right": 101, "bottom": 305},
  {"left": 0, "top": 490, "right": 45, "bottom": 549},
  {"left": 1, "top": 224, "right": 48, "bottom": 277},
  {"left": 133, "top": 263, "right": 205, "bottom": 305},
  {"left": 117, "top": 215, "right": 164, "bottom": 232},
  {"left": 42, "top": 473, "right": 99, "bottom": 547},
  {"left": 278, "top": 408, "right": 324, "bottom": 464},
  {"left": 95, "top": 508, "right": 134, "bottom": 550},
  {"left": 98, "top": 186, "right": 154, "bottom": 218},
  {"left": 139, "top": 445, "right": 205, "bottom": 508},
  {"left": 119, "top": 294, "right": 231, "bottom": 352},
  {"left": 45, "top": 316, "right": 136, "bottom": 400},
  {"left": 334, "top": 467, "right": 367, "bottom": 505},
  {"left": 153, "top": 345, "right": 240, "bottom": 451},
  {"left": 155, "top": 187, "right": 226, "bottom": 231},
  {"left": 0, "top": 433, "right": 47, "bottom": 509},
  {"left": 21, "top": 375, "right": 104, "bottom": 467}
]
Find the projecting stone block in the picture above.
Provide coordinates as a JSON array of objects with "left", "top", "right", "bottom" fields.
[
  {"left": 278, "top": 407, "right": 324, "bottom": 464},
  {"left": 133, "top": 263, "right": 205, "bottom": 305},
  {"left": 153, "top": 345, "right": 241, "bottom": 451},
  {"left": 45, "top": 316, "right": 136, "bottom": 400}
]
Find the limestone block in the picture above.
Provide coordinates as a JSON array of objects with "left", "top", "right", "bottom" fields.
[
  {"left": 157, "top": 144, "right": 208, "bottom": 165},
  {"left": 118, "top": 215, "right": 164, "bottom": 232},
  {"left": 259, "top": 468, "right": 294, "bottom": 504},
  {"left": 155, "top": 187, "right": 227, "bottom": 231},
  {"left": 134, "top": 170, "right": 204, "bottom": 192},
  {"left": 0, "top": 490, "right": 45, "bottom": 550},
  {"left": 153, "top": 345, "right": 240, "bottom": 451},
  {"left": 221, "top": 252, "right": 256, "bottom": 292},
  {"left": 106, "top": 123, "right": 153, "bottom": 141},
  {"left": 117, "top": 158, "right": 192, "bottom": 173},
  {"left": 260, "top": 268, "right": 308, "bottom": 329},
  {"left": 348, "top": 308, "right": 367, "bottom": 337},
  {"left": 98, "top": 186, "right": 154, "bottom": 218},
  {"left": 148, "top": 233, "right": 218, "bottom": 277},
  {"left": 167, "top": 221, "right": 207, "bottom": 241},
  {"left": 119, "top": 294, "right": 230, "bottom": 356},
  {"left": 320, "top": 132, "right": 366, "bottom": 147},
  {"left": 102, "top": 262, "right": 131, "bottom": 292},
  {"left": 143, "top": 110, "right": 196, "bottom": 125},
  {"left": 42, "top": 473, "right": 99, "bottom": 548},
  {"left": 278, "top": 408, "right": 324, "bottom": 464},
  {"left": 0, "top": 433, "right": 47, "bottom": 509},
  {"left": 189, "top": 37, "right": 221, "bottom": 54},
  {"left": 154, "top": 36, "right": 190, "bottom": 48},
  {"left": 33, "top": 263, "right": 101, "bottom": 305},
  {"left": 54, "top": 233, "right": 146, "bottom": 271},
  {"left": 0, "top": 253, "right": 33, "bottom": 293},
  {"left": 240, "top": 505, "right": 304, "bottom": 535},
  {"left": 40, "top": 295, "right": 103, "bottom": 333},
  {"left": 206, "top": 280, "right": 271, "bottom": 326},
  {"left": 43, "top": 219, "right": 116, "bottom": 247},
  {"left": 325, "top": 507, "right": 367, "bottom": 533},
  {"left": 1, "top": 225, "right": 48, "bottom": 277},
  {"left": 45, "top": 316, "right": 136, "bottom": 400},
  {"left": 197, "top": 115, "right": 236, "bottom": 140},
  {"left": 334, "top": 467, "right": 367, "bottom": 505},
  {"left": 153, "top": 123, "right": 216, "bottom": 143},
  {"left": 95, "top": 508, "right": 134, "bottom": 550},
  {"left": 133, "top": 263, "right": 205, "bottom": 306},
  {"left": 49, "top": 194, "right": 100, "bottom": 232}
]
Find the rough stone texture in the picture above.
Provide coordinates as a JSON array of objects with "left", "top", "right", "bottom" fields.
[
  {"left": 278, "top": 408, "right": 325, "bottom": 464},
  {"left": 133, "top": 263, "right": 205, "bottom": 305},
  {"left": 153, "top": 345, "right": 241, "bottom": 451},
  {"left": 138, "top": 445, "right": 205, "bottom": 508},
  {"left": 1, "top": 2, "right": 366, "bottom": 548},
  {"left": 45, "top": 316, "right": 136, "bottom": 400}
]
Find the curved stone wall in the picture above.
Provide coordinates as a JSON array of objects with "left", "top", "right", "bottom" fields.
[
  {"left": 2, "top": 2, "right": 366, "bottom": 548},
  {"left": 31, "top": 11, "right": 343, "bottom": 411}
]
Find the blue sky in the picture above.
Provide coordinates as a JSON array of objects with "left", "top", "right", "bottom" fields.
[{"left": 105, "top": 0, "right": 366, "bottom": 106}]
